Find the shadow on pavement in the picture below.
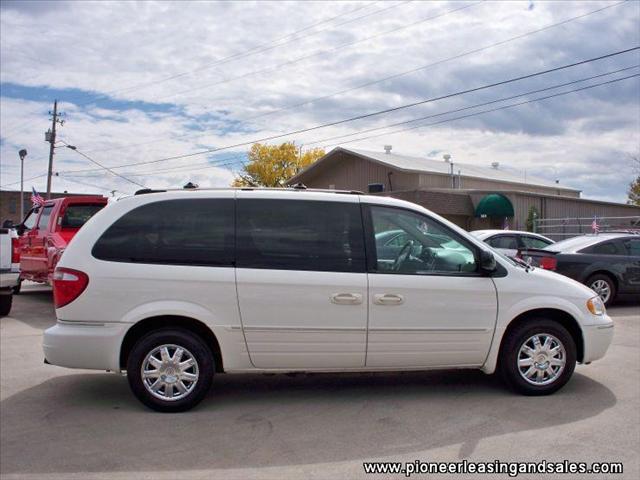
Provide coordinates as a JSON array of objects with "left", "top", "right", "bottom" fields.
[
  {"left": 0, "top": 369, "right": 616, "bottom": 474},
  {"left": 5, "top": 288, "right": 55, "bottom": 328}
]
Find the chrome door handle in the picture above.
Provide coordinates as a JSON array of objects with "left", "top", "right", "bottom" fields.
[
  {"left": 330, "top": 293, "right": 363, "bottom": 305},
  {"left": 373, "top": 293, "right": 404, "bottom": 305}
]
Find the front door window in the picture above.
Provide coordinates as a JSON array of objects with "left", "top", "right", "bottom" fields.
[{"left": 370, "top": 206, "right": 477, "bottom": 274}]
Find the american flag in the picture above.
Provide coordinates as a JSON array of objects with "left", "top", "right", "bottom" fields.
[
  {"left": 31, "top": 187, "right": 45, "bottom": 207},
  {"left": 591, "top": 216, "right": 599, "bottom": 234}
]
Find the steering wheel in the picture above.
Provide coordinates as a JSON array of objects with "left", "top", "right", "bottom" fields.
[{"left": 392, "top": 240, "right": 414, "bottom": 272}]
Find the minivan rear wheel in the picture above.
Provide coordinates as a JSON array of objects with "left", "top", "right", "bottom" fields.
[
  {"left": 499, "top": 319, "right": 576, "bottom": 396},
  {"left": 127, "top": 329, "right": 214, "bottom": 412}
]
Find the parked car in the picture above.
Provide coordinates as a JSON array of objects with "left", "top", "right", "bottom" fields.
[
  {"left": 44, "top": 189, "right": 613, "bottom": 412},
  {"left": 518, "top": 233, "right": 640, "bottom": 306},
  {"left": 0, "top": 227, "right": 20, "bottom": 316},
  {"left": 471, "top": 230, "right": 554, "bottom": 258},
  {"left": 15, "top": 196, "right": 107, "bottom": 285}
]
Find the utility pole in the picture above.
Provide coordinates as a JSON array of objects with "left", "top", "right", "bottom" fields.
[
  {"left": 18, "top": 149, "right": 27, "bottom": 221},
  {"left": 45, "top": 100, "right": 64, "bottom": 198}
]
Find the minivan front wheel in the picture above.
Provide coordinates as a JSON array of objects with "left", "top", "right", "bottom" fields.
[
  {"left": 127, "top": 329, "right": 214, "bottom": 412},
  {"left": 500, "top": 319, "right": 576, "bottom": 396}
]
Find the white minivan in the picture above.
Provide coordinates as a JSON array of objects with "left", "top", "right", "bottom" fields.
[{"left": 43, "top": 189, "right": 613, "bottom": 412}]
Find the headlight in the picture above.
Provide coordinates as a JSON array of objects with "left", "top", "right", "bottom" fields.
[{"left": 587, "top": 296, "right": 605, "bottom": 316}]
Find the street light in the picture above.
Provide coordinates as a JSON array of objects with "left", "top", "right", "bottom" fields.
[{"left": 18, "top": 149, "right": 27, "bottom": 221}]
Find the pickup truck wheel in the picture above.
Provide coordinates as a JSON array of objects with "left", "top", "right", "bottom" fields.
[
  {"left": 127, "top": 329, "right": 214, "bottom": 412},
  {"left": 500, "top": 319, "right": 576, "bottom": 396},
  {"left": 586, "top": 274, "right": 616, "bottom": 307},
  {"left": 0, "top": 293, "right": 12, "bottom": 317}
]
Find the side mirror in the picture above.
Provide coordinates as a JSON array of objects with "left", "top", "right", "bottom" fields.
[
  {"left": 15, "top": 224, "right": 26, "bottom": 236},
  {"left": 479, "top": 250, "right": 497, "bottom": 273},
  {"left": 2, "top": 219, "right": 14, "bottom": 229}
]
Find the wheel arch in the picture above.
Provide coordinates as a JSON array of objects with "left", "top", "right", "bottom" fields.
[
  {"left": 120, "top": 315, "right": 224, "bottom": 373},
  {"left": 498, "top": 308, "right": 584, "bottom": 364}
]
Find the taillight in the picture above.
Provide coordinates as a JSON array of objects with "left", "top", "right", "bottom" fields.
[
  {"left": 52, "top": 267, "right": 89, "bottom": 308},
  {"left": 539, "top": 257, "right": 557, "bottom": 271},
  {"left": 11, "top": 238, "right": 20, "bottom": 263}
]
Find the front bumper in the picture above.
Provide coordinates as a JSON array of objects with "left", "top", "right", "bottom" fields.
[
  {"left": 43, "top": 321, "right": 130, "bottom": 372},
  {"left": 581, "top": 315, "right": 614, "bottom": 363}
]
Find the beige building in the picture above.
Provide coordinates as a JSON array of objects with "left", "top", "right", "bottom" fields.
[{"left": 288, "top": 147, "right": 640, "bottom": 233}]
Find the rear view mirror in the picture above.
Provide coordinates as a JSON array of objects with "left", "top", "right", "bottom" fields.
[{"left": 479, "top": 250, "right": 497, "bottom": 273}]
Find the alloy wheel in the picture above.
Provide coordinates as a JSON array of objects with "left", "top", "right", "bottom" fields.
[
  {"left": 141, "top": 344, "right": 199, "bottom": 401},
  {"left": 517, "top": 333, "right": 566, "bottom": 386},
  {"left": 590, "top": 279, "right": 611, "bottom": 304}
]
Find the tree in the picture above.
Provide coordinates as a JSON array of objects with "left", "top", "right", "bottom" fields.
[
  {"left": 628, "top": 154, "right": 640, "bottom": 206},
  {"left": 525, "top": 205, "right": 539, "bottom": 232},
  {"left": 232, "top": 142, "right": 325, "bottom": 187}
]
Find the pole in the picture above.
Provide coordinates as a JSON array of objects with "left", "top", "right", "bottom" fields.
[
  {"left": 450, "top": 161, "right": 454, "bottom": 188},
  {"left": 19, "top": 154, "right": 24, "bottom": 221},
  {"left": 46, "top": 100, "right": 58, "bottom": 198}
]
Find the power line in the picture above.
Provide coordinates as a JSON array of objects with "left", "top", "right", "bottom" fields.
[
  {"left": 319, "top": 73, "right": 640, "bottom": 149},
  {"left": 0, "top": 173, "right": 48, "bottom": 189},
  {"left": 71, "top": 152, "right": 248, "bottom": 178},
  {"left": 240, "top": 0, "right": 630, "bottom": 123},
  {"left": 109, "top": 68, "right": 639, "bottom": 178},
  {"left": 78, "top": 2, "right": 480, "bottom": 156},
  {"left": 55, "top": 174, "right": 125, "bottom": 194},
  {"left": 61, "top": 46, "right": 640, "bottom": 174},
  {"left": 60, "top": 142, "right": 147, "bottom": 188},
  {"left": 81, "top": 0, "right": 628, "bottom": 157},
  {"left": 302, "top": 65, "right": 640, "bottom": 147},
  {"left": 69, "top": 1, "right": 403, "bottom": 107},
  {"left": 156, "top": 1, "right": 481, "bottom": 102}
]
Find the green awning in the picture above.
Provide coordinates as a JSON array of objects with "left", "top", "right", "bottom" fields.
[{"left": 475, "top": 193, "right": 514, "bottom": 218}]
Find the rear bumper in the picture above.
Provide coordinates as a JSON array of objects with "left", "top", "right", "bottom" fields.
[
  {"left": 581, "top": 315, "right": 614, "bottom": 363},
  {"left": 43, "top": 321, "right": 129, "bottom": 372},
  {"left": 0, "top": 272, "right": 19, "bottom": 289}
]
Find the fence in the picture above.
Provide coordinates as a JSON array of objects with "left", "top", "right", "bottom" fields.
[{"left": 533, "top": 215, "right": 640, "bottom": 240}]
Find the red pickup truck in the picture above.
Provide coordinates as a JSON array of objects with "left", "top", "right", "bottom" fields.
[{"left": 16, "top": 196, "right": 108, "bottom": 285}]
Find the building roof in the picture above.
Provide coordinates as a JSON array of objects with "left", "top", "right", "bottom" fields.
[{"left": 290, "top": 147, "right": 580, "bottom": 192}]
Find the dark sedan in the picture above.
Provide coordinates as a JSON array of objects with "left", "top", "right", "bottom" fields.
[{"left": 520, "top": 233, "right": 640, "bottom": 306}]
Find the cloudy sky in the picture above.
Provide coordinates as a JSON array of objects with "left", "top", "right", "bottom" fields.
[{"left": 1, "top": 0, "right": 638, "bottom": 201}]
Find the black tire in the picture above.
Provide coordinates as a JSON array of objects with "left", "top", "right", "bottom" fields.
[
  {"left": 0, "top": 293, "right": 12, "bottom": 317},
  {"left": 127, "top": 328, "right": 214, "bottom": 412},
  {"left": 586, "top": 273, "right": 616, "bottom": 307},
  {"left": 12, "top": 279, "right": 22, "bottom": 295},
  {"left": 499, "top": 319, "right": 576, "bottom": 396}
]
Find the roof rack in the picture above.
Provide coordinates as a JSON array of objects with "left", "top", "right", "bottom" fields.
[
  {"left": 134, "top": 186, "right": 364, "bottom": 195},
  {"left": 134, "top": 188, "right": 167, "bottom": 195}
]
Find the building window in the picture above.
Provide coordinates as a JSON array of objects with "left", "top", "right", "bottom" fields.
[{"left": 8, "top": 198, "right": 17, "bottom": 214}]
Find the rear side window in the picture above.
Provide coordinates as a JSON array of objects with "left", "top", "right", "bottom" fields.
[
  {"left": 236, "top": 199, "right": 365, "bottom": 273},
  {"left": 487, "top": 235, "right": 518, "bottom": 250},
  {"left": 60, "top": 204, "right": 105, "bottom": 228},
  {"left": 92, "top": 199, "right": 234, "bottom": 266},
  {"left": 624, "top": 238, "right": 640, "bottom": 256},
  {"left": 587, "top": 241, "right": 620, "bottom": 255},
  {"left": 522, "top": 236, "right": 552, "bottom": 249}
]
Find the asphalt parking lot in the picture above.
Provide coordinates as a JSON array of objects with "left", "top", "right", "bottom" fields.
[{"left": 1, "top": 284, "right": 638, "bottom": 480}]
